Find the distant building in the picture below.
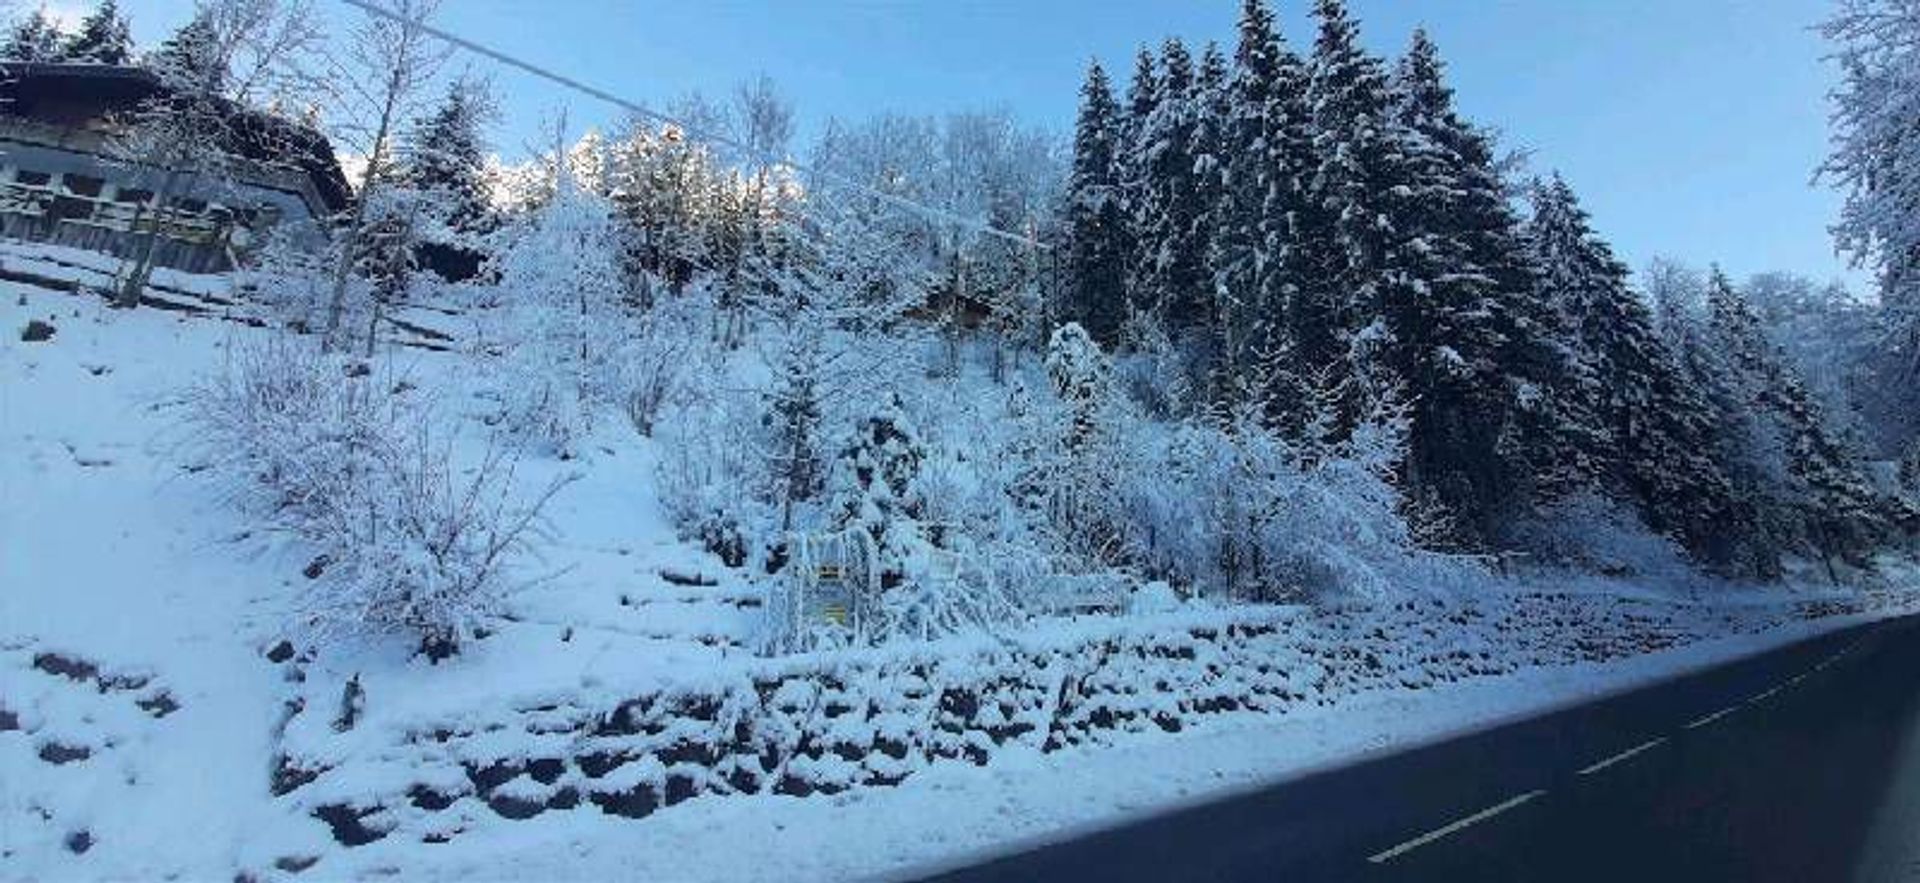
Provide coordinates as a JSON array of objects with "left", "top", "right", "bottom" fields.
[{"left": 0, "top": 62, "right": 349, "bottom": 274}]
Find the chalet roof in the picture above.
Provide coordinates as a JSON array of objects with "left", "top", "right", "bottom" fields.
[{"left": 0, "top": 62, "right": 351, "bottom": 213}]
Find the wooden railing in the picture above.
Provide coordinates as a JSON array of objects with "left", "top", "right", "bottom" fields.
[{"left": 0, "top": 180, "right": 228, "bottom": 245}]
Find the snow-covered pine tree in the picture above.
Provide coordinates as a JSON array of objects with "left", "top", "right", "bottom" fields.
[
  {"left": 1295, "top": 0, "right": 1410, "bottom": 435},
  {"left": 63, "top": 0, "right": 132, "bottom": 65},
  {"left": 1117, "top": 44, "right": 1164, "bottom": 335},
  {"left": 1064, "top": 60, "right": 1130, "bottom": 346},
  {"left": 741, "top": 147, "right": 923, "bottom": 536},
  {"left": 704, "top": 170, "right": 754, "bottom": 345},
  {"left": 1207, "top": 0, "right": 1284, "bottom": 410},
  {"left": 1819, "top": 0, "right": 1920, "bottom": 462},
  {"left": 1126, "top": 38, "right": 1211, "bottom": 346},
  {"left": 766, "top": 324, "right": 828, "bottom": 533},
  {"left": 1188, "top": 41, "right": 1236, "bottom": 403},
  {"left": 1364, "top": 29, "right": 1570, "bottom": 545},
  {"left": 1742, "top": 271, "right": 1881, "bottom": 456},
  {"left": 828, "top": 400, "right": 929, "bottom": 584},
  {"left": 754, "top": 208, "right": 842, "bottom": 535},
  {"left": 1123, "top": 44, "right": 1161, "bottom": 148},
  {"left": 145, "top": 11, "right": 222, "bottom": 89},
  {"left": 820, "top": 399, "right": 1016, "bottom": 643},
  {"left": 1652, "top": 261, "right": 1788, "bottom": 574},
  {"left": 607, "top": 121, "right": 720, "bottom": 298},
  {"left": 1041, "top": 323, "right": 1130, "bottom": 562},
  {"left": 352, "top": 189, "right": 421, "bottom": 320},
  {"left": 1523, "top": 176, "right": 1749, "bottom": 566},
  {"left": 1703, "top": 268, "right": 1896, "bottom": 574},
  {"left": 3, "top": 9, "right": 66, "bottom": 62},
  {"left": 1255, "top": 23, "right": 1320, "bottom": 427},
  {"left": 397, "top": 77, "right": 496, "bottom": 281},
  {"left": 567, "top": 127, "right": 610, "bottom": 196}
]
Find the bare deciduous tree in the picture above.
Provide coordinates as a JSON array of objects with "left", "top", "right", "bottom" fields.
[
  {"left": 110, "top": 0, "right": 325, "bottom": 308},
  {"left": 317, "top": 0, "right": 449, "bottom": 352}
]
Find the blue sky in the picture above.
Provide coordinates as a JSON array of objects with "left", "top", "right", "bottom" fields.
[{"left": 98, "top": 0, "right": 1864, "bottom": 289}]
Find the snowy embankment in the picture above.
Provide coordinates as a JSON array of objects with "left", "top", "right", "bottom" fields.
[{"left": 2, "top": 275, "right": 1916, "bottom": 883}]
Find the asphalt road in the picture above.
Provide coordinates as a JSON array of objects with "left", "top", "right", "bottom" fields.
[{"left": 921, "top": 613, "right": 1920, "bottom": 883}]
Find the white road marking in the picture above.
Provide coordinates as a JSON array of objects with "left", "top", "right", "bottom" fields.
[
  {"left": 1362, "top": 627, "right": 1885, "bottom": 869},
  {"left": 1576, "top": 737, "right": 1668, "bottom": 776},
  {"left": 1366, "top": 790, "right": 1547, "bottom": 864},
  {"left": 1685, "top": 705, "right": 1741, "bottom": 730}
]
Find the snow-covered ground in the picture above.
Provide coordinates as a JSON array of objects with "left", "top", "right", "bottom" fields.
[
  {"left": 318, "top": 613, "right": 1899, "bottom": 883},
  {"left": 3, "top": 272, "right": 1915, "bottom": 882}
]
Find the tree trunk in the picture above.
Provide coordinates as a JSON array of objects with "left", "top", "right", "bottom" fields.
[
  {"left": 115, "top": 170, "right": 182, "bottom": 309},
  {"left": 323, "top": 70, "right": 405, "bottom": 352}
]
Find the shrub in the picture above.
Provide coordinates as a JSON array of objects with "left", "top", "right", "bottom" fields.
[
  {"left": 1500, "top": 491, "right": 1695, "bottom": 582},
  {"left": 183, "top": 334, "right": 566, "bottom": 654}
]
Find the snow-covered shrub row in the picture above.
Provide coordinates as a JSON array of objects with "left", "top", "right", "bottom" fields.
[
  {"left": 181, "top": 334, "right": 564, "bottom": 653},
  {"left": 265, "top": 587, "right": 1909, "bottom": 853},
  {"left": 651, "top": 319, "right": 1482, "bottom": 652},
  {"left": 1500, "top": 492, "right": 1697, "bottom": 582},
  {"left": 996, "top": 325, "right": 1484, "bottom": 604}
]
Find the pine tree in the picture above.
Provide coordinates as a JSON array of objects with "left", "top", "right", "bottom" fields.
[
  {"left": 401, "top": 80, "right": 492, "bottom": 230},
  {"left": 1117, "top": 45, "right": 1163, "bottom": 330},
  {"left": 1064, "top": 60, "right": 1130, "bottom": 345},
  {"left": 1704, "top": 269, "right": 1894, "bottom": 573},
  {"left": 1188, "top": 41, "right": 1237, "bottom": 401},
  {"left": 1361, "top": 30, "right": 1593, "bottom": 544},
  {"left": 1123, "top": 44, "right": 1161, "bottom": 141},
  {"left": 605, "top": 120, "right": 730, "bottom": 299},
  {"left": 1127, "top": 38, "right": 1211, "bottom": 342},
  {"left": 398, "top": 78, "right": 495, "bottom": 279},
  {"left": 1523, "top": 176, "right": 1752, "bottom": 564},
  {"left": 2, "top": 9, "right": 66, "bottom": 61},
  {"left": 63, "top": 0, "right": 132, "bottom": 65},
  {"left": 1203, "top": 1, "right": 1281, "bottom": 412},
  {"left": 767, "top": 325, "right": 827, "bottom": 532},
  {"left": 1226, "top": 0, "right": 1318, "bottom": 425},
  {"left": 145, "top": 12, "right": 224, "bottom": 93},
  {"left": 567, "top": 128, "right": 610, "bottom": 196},
  {"left": 1295, "top": 1, "right": 1379, "bottom": 396},
  {"left": 828, "top": 401, "right": 929, "bottom": 570},
  {"left": 1297, "top": 0, "right": 1412, "bottom": 436}
]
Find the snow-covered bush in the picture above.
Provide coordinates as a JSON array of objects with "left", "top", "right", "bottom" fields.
[
  {"left": 235, "top": 224, "right": 345, "bottom": 334},
  {"left": 1113, "top": 308, "right": 1192, "bottom": 420},
  {"left": 757, "top": 400, "right": 1022, "bottom": 652},
  {"left": 1108, "top": 409, "right": 1474, "bottom": 603},
  {"left": 183, "top": 334, "right": 565, "bottom": 655},
  {"left": 1034, "top": 323, "right": 1134, "bottom": 564},
  {"left": 829, "top": 402, "right": 1018, "bottom": 643},
  {"left": 1500, "top": 491, "right": 1695, "bottom": 582},
  {"left": 619, "top": 292, "right": 705, "bottom": 436},
  {"left": 486, "top": 174, "right": 631, "bottom": 457},
  {"left": 654, "top": 370, "right": 769, "bottom": 569},
  {"left": 1128, "top": 580, "right": 1183, "bottom": 614}
]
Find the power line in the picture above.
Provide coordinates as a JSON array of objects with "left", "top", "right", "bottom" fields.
[{"left": 336, "top": 0, "right": 1051, "bottom": 251}]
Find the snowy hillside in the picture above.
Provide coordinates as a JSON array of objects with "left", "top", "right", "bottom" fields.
[
  {"left": 6, "top": 0, "right": 1920, "bottom": 877},
  {"left": 4, "top": 274, "right": 1916, "bottom": 882}
]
